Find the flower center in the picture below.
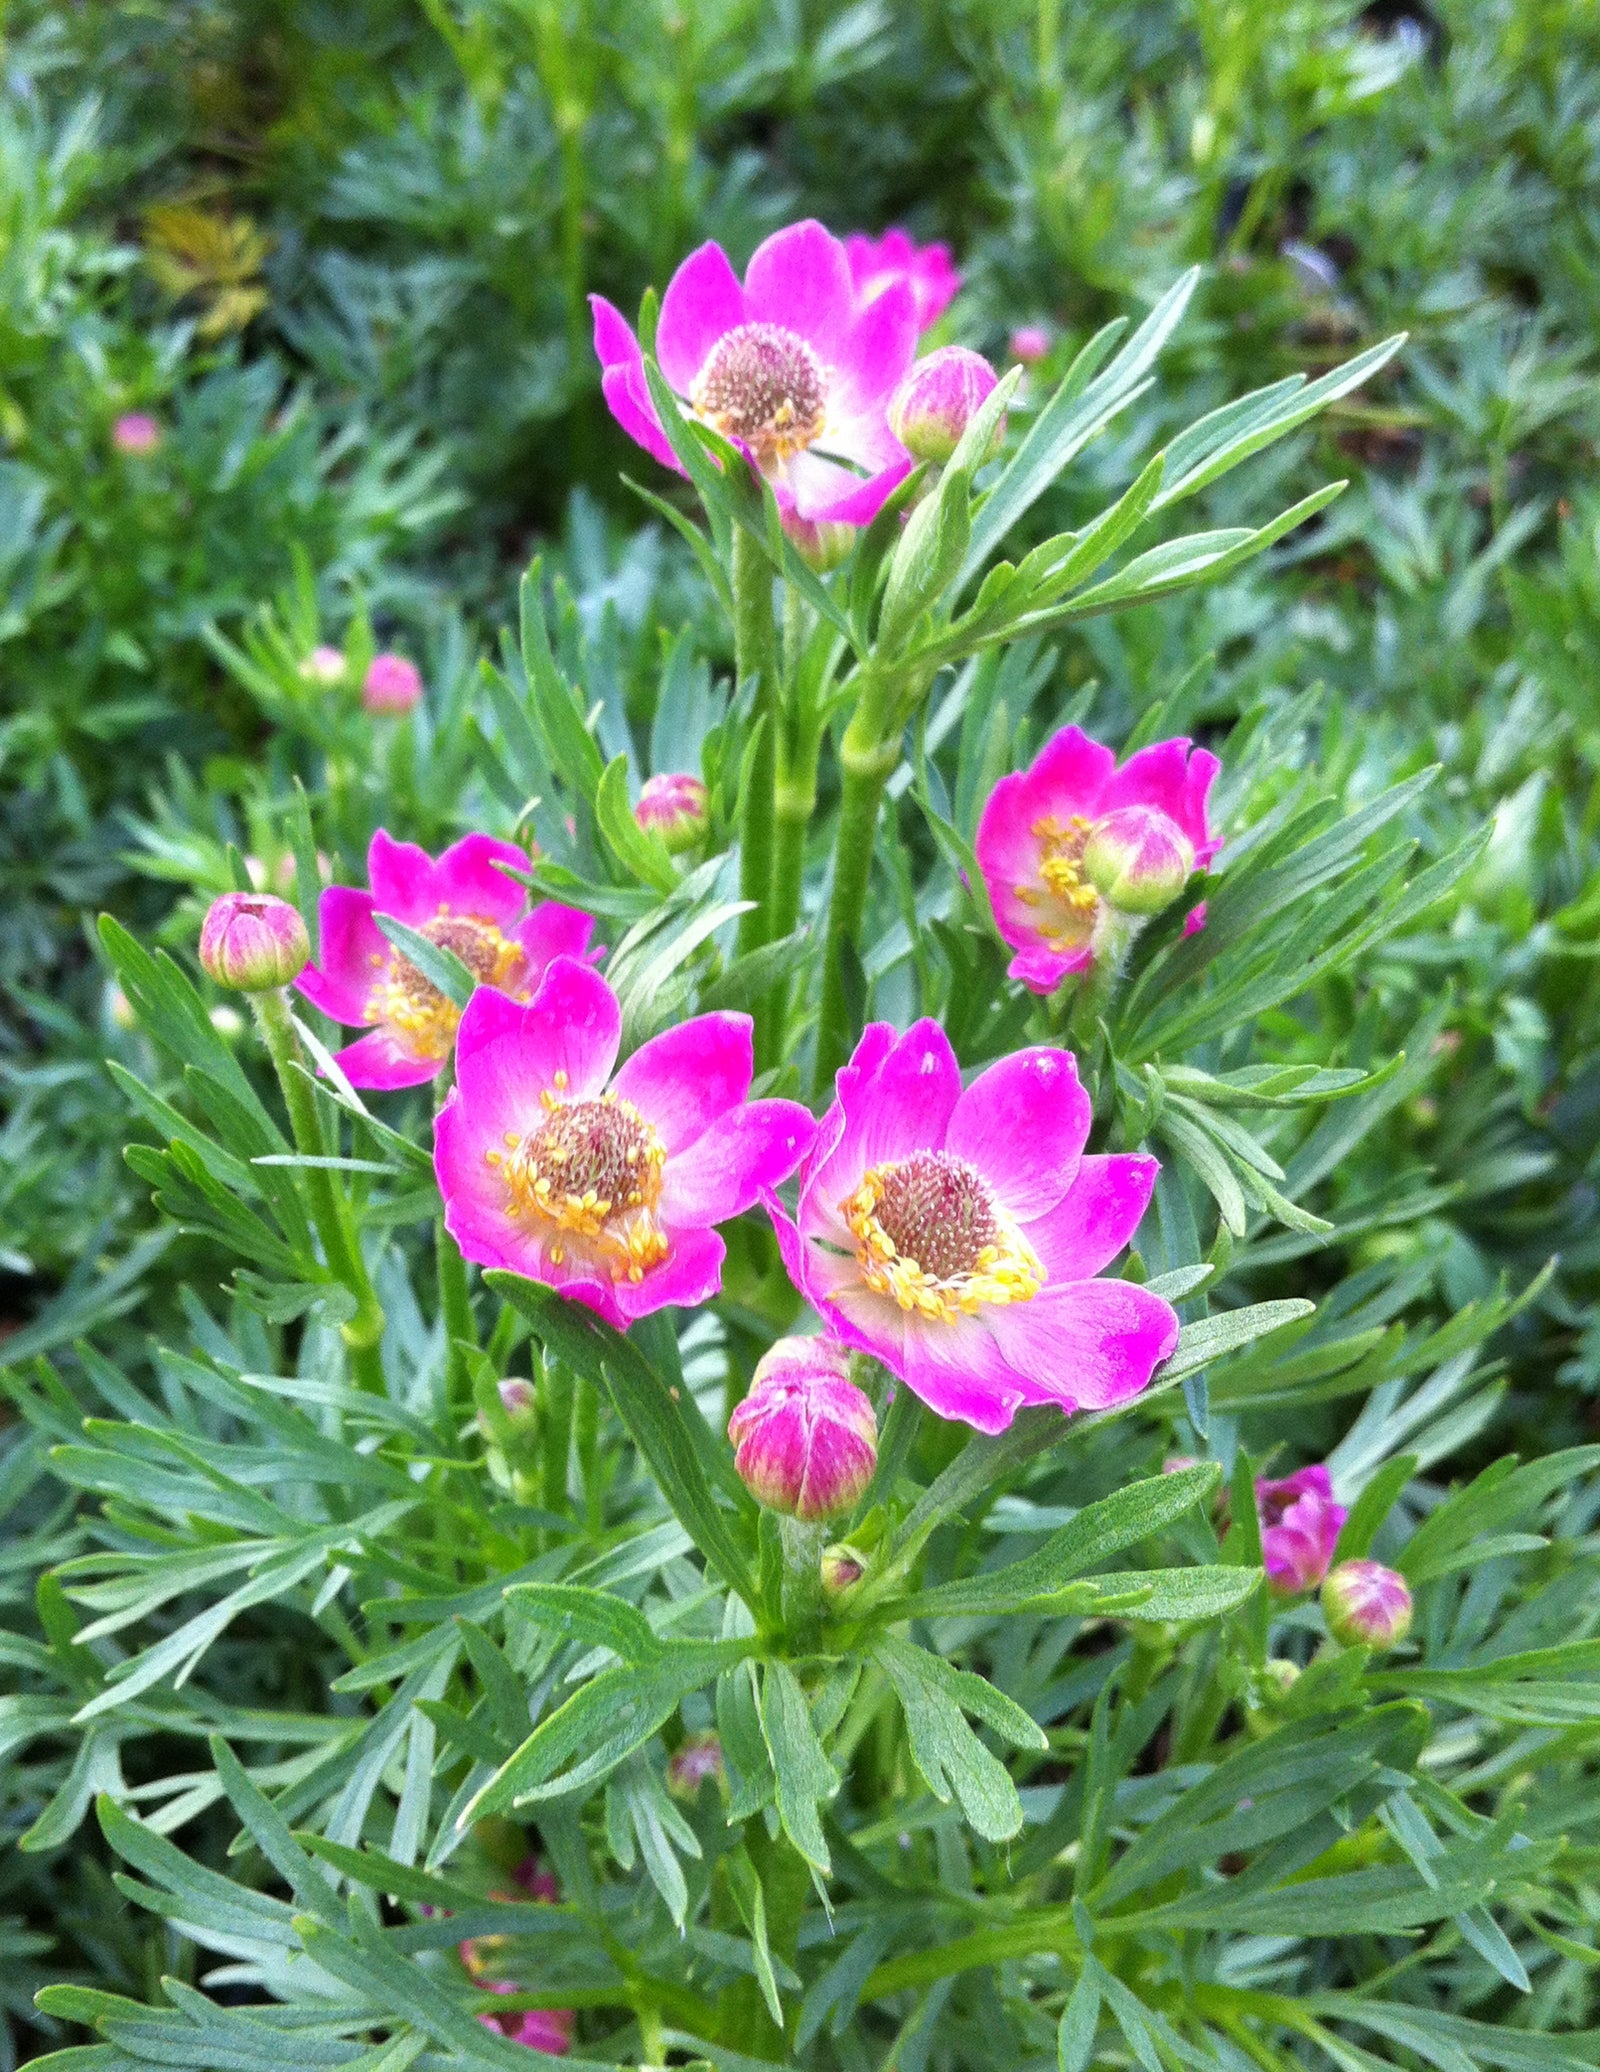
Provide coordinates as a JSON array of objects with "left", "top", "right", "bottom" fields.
[
  {"left": 842, "top": 1150, "right": 1042, "bottom": 1321},
  {"left": 1013, "top": 814, "right": 1099, "bottom": 951},
  {"left": 369, "top": 912, "right": 526, "bottom": 1060},
  {"left": 690, "top": 323, "right": 828, "bottom": 463},
  {"left": 494, "top": 1083, "right": 670, "bottom": 1283}
]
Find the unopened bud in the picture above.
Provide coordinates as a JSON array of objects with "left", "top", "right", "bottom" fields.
[
  {"left": 665, "top": 1733, "right": 726, "bottom": 1801},
  {"left": 727, "top": 1336, "right": 877, "bottom": 1522},
  {"left": 299, "top": 645, "right": 347, "bottom": 686},
  {"left": 199, "top": 892, "right": 309, "bottom": 992},
  {"left": 1008, "top": 325, "right": 1051, "bottom": 365},
  {"left": 362, "top": 652, "right": 423, "bottom": 716},
  {"left": 820, "top": 1546, "right": 864, "bottom": 1598},
  {"left": 782, "top": 510, "right": 856, "bottom": 572},
  {"left": 497, "top": 1378, "right": 536, "bottom": 1425},
  {"left": 635, "top": 773, "right": 709, "bottom": 856},
  {"left": 1082, "top": 805, "right": 1195, "bottom": 917},
  {"left": 107, "top": 984, "right": 137, "bottom": 1032},
  {"left": 888, "top": 346, "right": 1003, "bottom": 465},
  {"left": 1322, "top": 1560, "right": 1412, "bottom": 1650},
  {"left": 112, "top": 411, "right": 162, "bottom": 455}
]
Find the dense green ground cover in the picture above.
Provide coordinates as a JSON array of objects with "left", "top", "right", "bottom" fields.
[{"left": 4, "top": 2, "right": 1600, "bottom": 2066}]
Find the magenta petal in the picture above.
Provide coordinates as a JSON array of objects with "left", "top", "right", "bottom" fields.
[
  {"left": 794, "top": 451, "right": 915, "bottom": 526},
  {"left": 743, "top": 220, "right": 855, "bottom": 356},
  {"left": 1101, "top": 739, "right": 1220, "bottom": 858},
  {"left": 612, "top": 1226, "right": 726, "bottom": 1320},
  {"left": 513, "top": 902, "right": 596, "bottom": 988},
  {"left": 296, "top": 888, "right": 386, "bottom": 1025},
  {"left": 1007, "top": 943, "right": 1091, "bottom": 994},
  {"left": 591, "top": 293, "right": 641, "bottom": 375},
  {"left": 809, "top": 1019, "right": 962, "bottom": 1206},
  {"left": 611, "top": 1012, "right": 753, "bottom": 1154},
  {"left": 900, "top": 1315, "right": 1026, "bottom": 1435},
  {"left": 660, "top": 1099, "right": 817, "bottom": 1227},
  {"left": 656, "top": 242, "right": 749, "bottom": 392},
  {"left": 831, "top": 281, "right": 920, "bottom": 418},
  {"left": 1026, "top": 1155, "right": 1159, "bottom": 1282},
  {"left": 431, "top": 834, "right": 531, "bottom": 925},
  {"left": 335, "top": 1026, "right": 440, "bottom": 1090},
  {"left": 601, "top": 362, "right": 681, "bottom": 473},
  {"left": 989, "top": 1280, "right": 1178, "bottom": 1413},
  {"left": 366, "top": 830, "right": 437, "bottom": 921},
  {"left": 522, "top": 956, "right": 622, "bottom": 1097},
  {"left": 946, "top": 1048, "right": 1090, "bottom": 1220}
]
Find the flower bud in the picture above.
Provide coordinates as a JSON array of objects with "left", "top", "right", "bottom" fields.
[
  {"left": 299, "top": 644, "right": 347, "bottom": 686},
  {"left": 1082, "top": 805, "right": 1195, "bottom": 917},
  {"left": 107, "top": 983, "right": 137, "bottom": 1032},
  {"left": 1322, "top": 1560, "right": 1412, "bottom": 1650},
  {"left": 782, "top": 510, "right": 856, "bottom": 572},
  {"left": 727, "top": 1336, "right": 877, "bottom": 1522},
  {"left": 1008, "top": 325, "right": 1051, "bottom": 365},
  {"left": 888, "top": 346, "right": 1003, "bottom": 465},
  {"left": 362, "top": 652, "right": 423, "bottom": 716},
  {"left": 498, "top": 1377, "right": 537, "bottom": 1425},
  {"left": 1256, "top": 1465, "right": 1346, "bottom": 1597},
  {"left": 112, "top": 411, "right": 162, "bottom": 455},
  {"left": 820, "top": 1546, "right": 864, "bottom": 1598},
  {"left": 666, "top": 1732, "right": 727, "bottom": 1801},
  {"left": 199, "top": 892, "right": 309, "bottom": 992},
  {"left": 635, "top": 772, "right": 710, "bottom": 856}
]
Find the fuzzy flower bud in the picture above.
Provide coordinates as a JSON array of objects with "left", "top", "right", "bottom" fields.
[
  {"left": 782, "top": 510, "right": 857, "bottom": 572},
  {"left": 1008, "top": 325, "right": 1051, "bottom": 365},
  {"left": 888, "top": 346, "right": 1003, "bottom": 465},
  {"left": 112, "top": 411, "right": 162, "bottom": 455},
  {"left": 199, "top": 893, "right": 309, "bottom": 992},
  {"left": 727, "top": 1336, "right": 877, "bottom": 1522},
  {"left": 820, "top": 1546, "right": 865, "bottom": 1598},
  {"left": 1322, "top": 1560, "right": 1413, "bottom": 1650},
  {"left": 1082, "top": 805, "right": 1196, "bottom": 917},
  {"left": 362, "top": 652, "right": 423, "bottom": 715},
  {"left": 299, "top": 644, "right": 347, "bottom": 686},
  {"left": 635, "top": 772, "right": 709, "bottom": 856},
  {"left": 666, "top": 1733, "right": 727, "bottom": 1801}
]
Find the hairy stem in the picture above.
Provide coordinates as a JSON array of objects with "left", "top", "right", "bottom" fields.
[
  {"left": 812, "top": 705, "right": 900, "bottom": 1097},
  {"left": 733, "top": 526, "right": 779, "bottom": 957},
  {"left": 778, "top": 1514, "right": 828, "bottom": 1648},
  {"left": 252, "top": 988, "right": 385, "bottom": 1391}
]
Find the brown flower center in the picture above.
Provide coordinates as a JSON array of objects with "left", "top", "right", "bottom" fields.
[
  {"left": 690, "top": 323, "right": 828, "bottom": 462},
  {"left": 842, "top": 1150, "right": 1041, "bottom": 1320},
  {"left": 493, "top": 1084, "right": 669, "bottom": 1283},
  {"left": 369, "top": 912, "right": 527, "bottom": 1060}
]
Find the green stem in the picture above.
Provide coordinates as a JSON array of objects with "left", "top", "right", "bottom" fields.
[
  {"left": 432, "top": 1070, "right": 475, "bottom": 1407},
  {"left": 733, "top": 527, "right": 779, "bottom": 958},
  {"left": 252, "top": 988, "right": 385, "bottom": 1391},
  {"left": 813, "top": 700, "right": 900, "bottom": 1097},
  {"left": 778, "top": 1514, "right": 827, "bottom": 1649}
]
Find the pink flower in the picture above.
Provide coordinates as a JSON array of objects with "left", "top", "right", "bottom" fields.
[
  {"left": 635, "top": 773, "right": 709, "bottom": 856},
  {"left": 199, "top": 893, "right": 309, "bottom": 993},
  {"left": 1256, "top": 1465, "right": 1347, "bottom": 1596},
  {"left": 1182, "top": 900, "right": 1208, "bottom": 938},
  {"left": 434, "top": 958, "right": 816, "bottom": 1329},
  {"left": 1322, "top": 1559, "right": 1412, "bottom": 1648},
  {"left": 466, "top": 1862, "right": 573, "bottom": 2054},
  {"left": 769, "top": 1023, "right": 1178, "bottom": 1435},
  {"left": 844, "top": 228, "right": 960, "bottom": 332},
  {"left": 299, "top": 644, "right": 347, "bottom": 686},
  {"left": 888, "top": 345, "right": 1003, "bottom": 465},
  {"left": 112, "top": 411, "right": 162, "bottom": 455},
  {"left": 295, "top": 830, "right": 593, "bottom": 1091},
  {"left": 363, "top": 653, "right": 423, "bottom": 715},
  {"left": 728, "top": 1336, "right": 877, "bottom": 1520},
  {"left": 589, "top": 221, "right": 918, "bottom": 525},
  {"left": 974, "top": 727, "right": 1220, "bottom": 994},
  {"left": 1008, "top": 325, "right": 1052, "bottom": 365}
]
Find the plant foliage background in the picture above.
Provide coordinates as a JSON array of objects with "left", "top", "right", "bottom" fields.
[{"left": 5, "top": 1, "right": 1600, "bottom": 2068}]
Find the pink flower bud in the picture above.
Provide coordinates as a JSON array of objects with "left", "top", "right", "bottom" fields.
[
  {"left": 820, "top": 1546, "right": 864, "bottom": 1598},
  {"left": 1008, "top": 325, "right": 1051, "bottom": 365},
  {"left": 362, "top": 652, "right": 423, "bottom": 715},
  {"left": 888, "top": 346, "right": 1003, "bottom": 465},
  {"left": 199, "top": 893, "right": 309, "bottom": 992},
  {"left": 112, "top": 412, "right": 162, "bottom": 455},
  {"left": 727, "top": 1336, "right": 877, "bottom": 1521},
  {"left": 1322, "top": 1559, "right": 1412, "bottom": 1649},
  {"left": 1082, "top": 804, "right": 1196, "bottom": 917},
  {"left": 635, "top": 773, "right": 709, "bottom": 856},
  {"left": 666, "top": 1732, "right": 727, "bottom": 1801},
  {"left": 1255, "top": 1465, "right": 1347, "bottom": 1596},
  {"left": 782, "top": 510, "right": 856, "bottom": 572},
  {"left": 1182, "top": 899, "right": 1208, "bottom": 938},
  {"left": 299, "top": 645, "right": 347, "bottom": 686}
]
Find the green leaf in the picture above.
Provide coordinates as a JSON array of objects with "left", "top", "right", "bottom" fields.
[
  {"left": 875, "top": 1635, "right": 1044, "bottom": 1842},
  {"left": 596, "top": 753, "right": 679, "bottom": 893},
  {"left": 371, "top": 913, "right": 475, "bottom": 1011},
  {"left": 1333, "top": 1453, "right": 1418, "bottom": 1562},
  {"left": 759, "top": 1659, "right": 839, "bottom": 1875}
]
